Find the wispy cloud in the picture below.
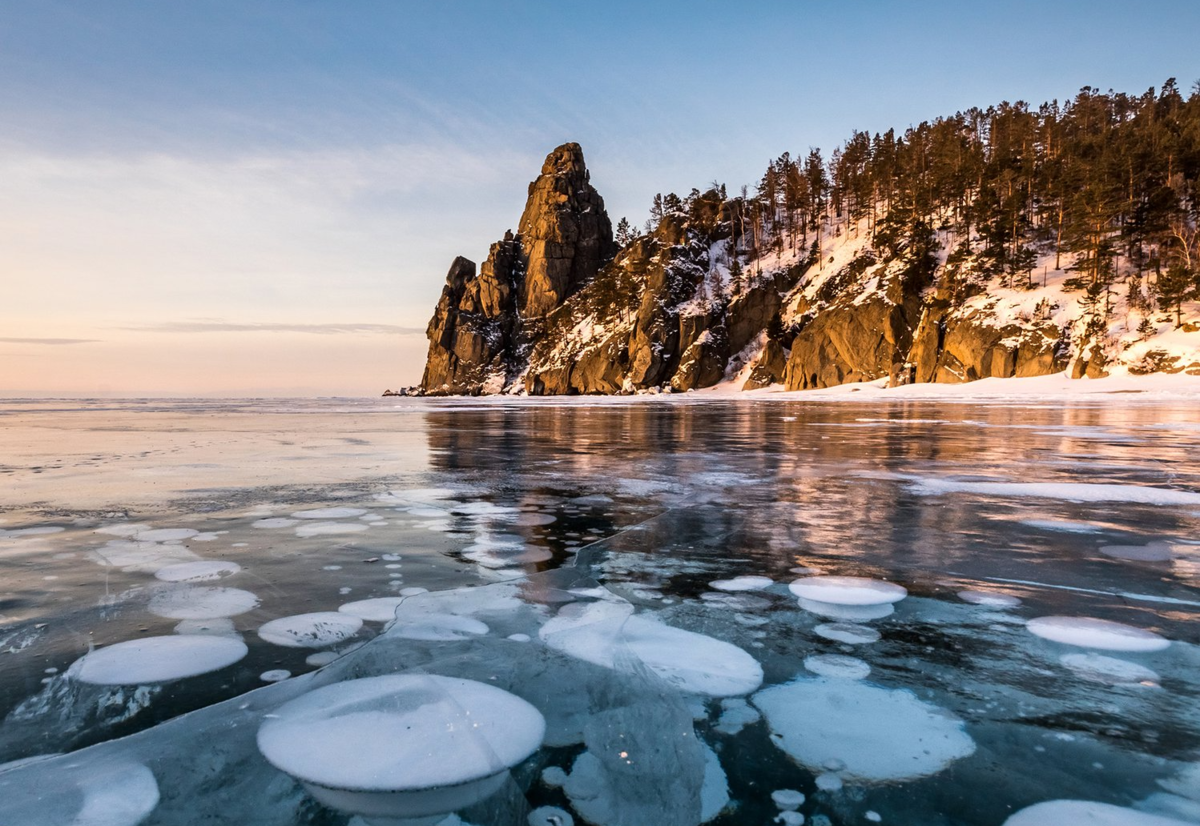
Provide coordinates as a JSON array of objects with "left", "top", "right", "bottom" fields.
[
  {"left": 0, "top": 337, "right": 100, "bottom": 345},
  {"left": 120, "top": 321, "right": 424, "bottom": 336}
]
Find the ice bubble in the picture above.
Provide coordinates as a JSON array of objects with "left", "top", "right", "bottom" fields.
[
  {"left": 252, "top": 517, "right": 299, "bottom": 529},
  {"left": 789, "top": 576, "right": 907, "bottom": 606},
  {"left": 804, "top": 654, "right": 871, "bottom": 680},
  {"left": 512, "top": 512, "right": 558, "bottom": 527},
  {"left": 399, "top": 587, "right": 430, "bottom": 597},
  {"left": 1020, "top": 518, "right": 1105, "bottom": 534},
  {"left": 463, "top": 541, "right": 553, "bottom": 569},
  {"left": 775, "top": 813, "right": 805, "bottom": 826},
  {"left": 133, "top": 528, "right": 200, "bottom": 542},
  {"left": 958, "top": 590, "right": 1022, "bottom": 608},
  {"left": 452, "top": 501, "right": 520, "bottom": 517},
  {"left": 1060, "top": 653, "right": 1161, "bottom": 685},
  {"left": 148, "top": 586, "right": 260, "bottom": 620},
  {"left": 1026, "top": 616, "right": 1170, "bottom": 652},
  {"left": 541, "top": 766, "right": 568, "bottom": 787},
  {"left": 360, "top": 513, "right": 385, "bottom": 522},
  {"left": 295, "top": 521, "right": 371, "bottom": 538},
  {"left": 6, "top": 525, "right": 66, "bottom": 537},
  {"left": 258, "top": 613, "right": 363, "bottom": 648},
  {"left": 68, "top": 635, "right": 247, "bottom": 685},
  {"left": 1003, "top": 800, "right": 1190, "bottom": 825},
  {"left": 91, "top": 539, "right": 202, "bottom": 573},
  {"left": 408, "top": 506, "right": 450, "bottom": 518},
  {"left": 260, "top": 669, "right": 291, "bottom": 682},
  {"left": 798, "top": 598, "right": 894, "bottom": 622},
  {"left": 154, "top": 560, "right": 241, "bottom": 583},
  {"left": 173, "top": 618, "right": 238, "bottom": 637},
  {"left": 710, "top": 575, "right": 774, "bottom": 592},
  {"left": 256, "top": 675, "right": 545, "bottom": 811},
  {"left": 701, "top": 743, "right": 730, "bottom": 821},
  {"left": 815, "top": 772, "right": 843, "bottom": 792},
  {"left": 813, "top": 623, "right": 881, "bottom": 645},
  {"left": 866, "top": 813, "right": 881, "bottom": 823},
  {"left": 754, "top": 677, "right": 975, "bottom": 782},
  {"left": 0, "top": 757, "right": 160, "bottom": 826},
  {"left": 1099, "top": 543, "right": 1173, "bottom": 562},
  {"left": 528, "top": 806, "right": 574, "bottom": 826},
  {"left": 540, "top": 601, "right": 763, "bottom": 697},
  {"left": 714, "top": 697, "right": 761, "bottom": 735},
  {"left": 306, "top": 651, "right": 340, "bottom": 667},
  {"left": 772, "top": 789, "right": 805, "bottom": 810},
  {"left": 389, "top": 613, "right": 490, "bottom": 641},
  {"left": 292, "top": 507, "right": 369, "bottom": 519},
  {"left": 911, "top": 478, "right": 1200, "bottom": 506},
  {"left": 508, "top": 633, "right": 532, "bottom": 642},
  {"left": 701, "top": 592, "right": 772, "bottom": 611},
  {"left": 338, "top": 597, "right": 405, "bottom": 623}
]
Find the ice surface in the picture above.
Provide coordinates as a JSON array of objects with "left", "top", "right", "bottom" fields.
[
  {"left": 958, "top": 589, "right": 1022, "bottom": 607},
  {"left": 803, "top": 654, "right": 871, "bottom": 679},
  {"left": 788, "top": 576, "right": 907, "bottom": 606},
  {"left": 1003, "top": 800, "right": 1190, "bottom": 825},
  {"left": 291, "top": 507, "right": 369, "bottom": 520},
  {"left": 257, "top": 613, "right": 363, "bottom": 648},
  {"left": 147, "top": 586, "right": 260, "bottom": 620},
  {"left": 154, "top": 560, "right": 242, "bottom": 583},
  {"left": 1060, "top": 653, "right": 1160, "bottom": 685},
  {"left": 338, "top": 597, "right": 405, "bottom": 622},
  {"left": 753, "top": 677, "right": 976, "bottom": 782},
  {"left": 1026, "top": 617, "right": 1170, "bottom": 652},
  {"left": 709, "top": 575, "right": 773, "bottom": 591},
  {"left": 257, "top": 674, "right": 546, "bottom": 791},
  {"left": 539, "top": 600, "right": 763, "bottom": 697},
  {"left": 68, "top": 635, "right": 248, "bottom": 685},
  {"left": 389, "top": 613, "right": 490, "bottom": 641},
  {"left": 813, "top": 623, "right": 881, "bottom": 644},
  {"left": 0, "top": 756, "right": 159, "bottom": 826},
  {"left": 173, "top": 618, "right": 238, "bottom": 637}
]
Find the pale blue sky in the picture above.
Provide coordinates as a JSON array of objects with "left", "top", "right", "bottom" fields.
[{"left": 3, "top": 1, "right": 1199, "bottom": 395}]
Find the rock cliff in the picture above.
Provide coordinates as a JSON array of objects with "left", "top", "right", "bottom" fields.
[{"left": 418, "top": 143, "right": 1200, "bottom": 395}]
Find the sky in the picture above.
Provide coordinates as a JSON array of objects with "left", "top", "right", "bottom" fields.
[{"left": 3, "top": 1, "right": 1200, "bottom": 396}]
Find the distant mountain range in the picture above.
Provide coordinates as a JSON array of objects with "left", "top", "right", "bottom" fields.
[{"left": 413, "top": 82, "right": 1200, "bottom": 395}]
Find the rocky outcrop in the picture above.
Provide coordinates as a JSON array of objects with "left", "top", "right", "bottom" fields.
[
  {"left": 420, "top": 143, "right": 615, "bottom": 395},
  {"left": 414, "top": 143, "right": 1197, "bottom": 395}
]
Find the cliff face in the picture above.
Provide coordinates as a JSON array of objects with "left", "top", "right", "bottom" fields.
[
  {"left": 418, "top": 143, "right": 1200, "bottom": 395},
  {"left": 420, "top": 143, "right": 615, "bottom": 395}
]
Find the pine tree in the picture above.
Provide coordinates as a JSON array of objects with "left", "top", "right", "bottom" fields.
[{"left": 615, "top": 217, "right": 634, "bottom": 247}]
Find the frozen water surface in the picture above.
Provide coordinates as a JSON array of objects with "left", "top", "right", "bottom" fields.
[{"left": 0, "top": 398, "right": 1199, "bottom": 824}]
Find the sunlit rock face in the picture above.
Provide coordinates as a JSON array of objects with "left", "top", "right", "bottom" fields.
[{"left": 420, "top": 143, "right": 615, "bottom": 395}]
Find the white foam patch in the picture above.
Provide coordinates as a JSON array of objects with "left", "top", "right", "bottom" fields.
[
  {"left": 1026, "top": 616, "right": 1170, "bottom": 652},
  {"left": 260, "top": 669, "right": 291, "bottom": 683},
  {"left": 173, "top": 618, "right": 238, "bottom": 637},
  {"left": 68, "top": 635, "right": 247, "bottom": 685},
  {"left": 148, "top": 586, "right": 260, "bottom": 620},
  {"left": 710, "top": 576, "right": 773, "bottom": 592},
  {"left": 813, "top": 623, "right": 881, "bottom": 645},
  {"left": 910, "top": 478, "right": 1200, "bottom": 506},
  {"left": 958, "top": 590, "right": 1022, "bottom": 608},
  {"left": 1060, "top": 653, "right": 1161, "bottom": 685},
  {"left": 539, "top": 601, "right": 763, "bottom": 697},
  {"left": 338, "top": 597, "right": 405, "bottom": 623},
  {"left": 154, "top": 560, "right": 242, "bottom": 583},
  {"left": 789, "top": 576, "right": 907, "bottom": 606},
  {"left": 292, "top": 507, "right": 369, "bottom": 520},
  {"left": 1003, "top": 800, "right": 1190, "bottom": 825},
  {"left": 294, "top": 521, "right": 372, "bottom": 538},
  {"left": 753, "top": 677, "right": 975, "bottom": 782},
  {"left": 252, "top": 517, "right": 299, "bottom": 529},
  {"left": 256, "top": 674, "right": 546, "bottom": 792},
  {"left": 258, "top": 612, "right": 363, "bottom": 648},
  {"left": 804, "top": 654, "right": 871, "bottom": 679},
  {"left": 389, "top": 613, "right": 490, "bottom": 641}
]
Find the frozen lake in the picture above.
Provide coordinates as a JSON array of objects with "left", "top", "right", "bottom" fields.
[{"left": 1, "top": 397, "right": 1199, "bottom": 826}]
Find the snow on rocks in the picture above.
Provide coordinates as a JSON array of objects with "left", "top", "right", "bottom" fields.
[
  {"left": 257, "top": 613, "right": 363, "bottom": 648},
  {"left": 1002, "top": 800, "right": 1191, "bottom": 825},
  {"left": 338, "top": 597, "right": 405, "bottom": 623},
  {"left": 753, "top": 677, "right": 975, "bottom": 782},
  {"left": 803, "top": 654, "right": 871, "bottom": 680},
  {"left": 709, "top": 576, "right": 773, "bottom": 592},
  {"left": 1026, "top": 616, "right": 1170, "bottom": 652},
  {"left": 154, "top": 560, "right": 241, "bottom": 583},
  {"left": 68, "top": 635, "right": 247, "bottom": 685},
  {"left": 147, "top": 586, "right": 260, "bottom": 620},
  {"left": 813, "top": 623, "right": 881, "bottom": 645},
  {"left": 539, "top": 600, "right": 763, "bottom": 697},
  {"left": 256, "top": 675, "right": 545, "bottom": 811}
]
